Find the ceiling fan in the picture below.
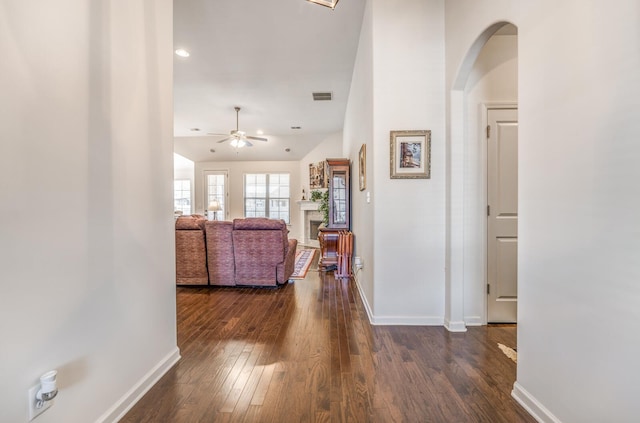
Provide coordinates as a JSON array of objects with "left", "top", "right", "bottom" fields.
[{"left": 210, "top": 106, "right": 268, "bottom": 148}]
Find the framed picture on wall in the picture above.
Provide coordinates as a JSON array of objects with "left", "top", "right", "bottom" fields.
[
  {"left": 358, "top": 144, "right": 366, "bottom": 191},
  {"left": 309, "top": 161, "right": 327, "bottom": 189},
  {"left": 390, "top": 130, "right": 431, "bottom": 179}
]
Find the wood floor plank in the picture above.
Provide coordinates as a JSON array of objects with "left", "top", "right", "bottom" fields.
[{"left": 122, "top": 251, "right": 536, "bottom": 423}]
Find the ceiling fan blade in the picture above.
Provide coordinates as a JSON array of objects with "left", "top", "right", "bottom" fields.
[
  {"left": 216, "top": 137, "right": 232, "bottom": 143},
  {"left": 246, "top": 135, "right": 268, "bottom": 142}
]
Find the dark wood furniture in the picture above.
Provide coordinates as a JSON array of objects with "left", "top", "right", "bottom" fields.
[
  {"left": 318, "top": 227, "right": 340, "bottom": 270},
  {"left": 319, "top": 158, "right": 351, "bottom": 270}
]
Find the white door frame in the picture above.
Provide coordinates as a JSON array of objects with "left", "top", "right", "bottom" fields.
[{"left": 203, "top": 169, "right": 230, "bottom": 219}]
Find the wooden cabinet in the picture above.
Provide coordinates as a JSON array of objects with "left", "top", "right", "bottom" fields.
[
  {"left": 327, "top": 158, "right": 350, "bottom": 229},
  {"left": 319, "top": 158, "right": 350, "bottom": 270},
  {"left": 318, "top": 227, "right": 340, "bottom": 270}
]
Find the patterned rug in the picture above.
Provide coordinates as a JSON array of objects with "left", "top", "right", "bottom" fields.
[{"left": 290, "top": 249, "right": 317, "bottom": 279}]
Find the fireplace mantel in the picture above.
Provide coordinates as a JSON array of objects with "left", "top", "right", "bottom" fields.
[{"left": 296, "top": 200, "right": 320, "bottom": 211}]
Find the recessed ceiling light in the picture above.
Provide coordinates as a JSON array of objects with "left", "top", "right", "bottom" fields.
[
  {"left": 190, "top": 128, "right": 200, "bottom": 132},
  {"left": 175, "top": 49, "right": 190, "bottom": 57},
  {"left": 209, "top": 149, "right": 216, "bottom": 153},
  {"left": 256, "top": 130, "right": 264, "bottom": 135},
  {"left": 285, "top": 148, "right": 291, "bottom": 152},
  {"left": 291, "top": 126, "right": 301, "bottom": 130}
]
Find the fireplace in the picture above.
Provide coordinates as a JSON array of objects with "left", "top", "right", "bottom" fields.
[
  {"left": 309, "top": 220, "right": 322, "bottom": 241},
  {"left": 296, "top": 200, "right": 322, "bottom": 248},
  {"left": 304, "top": 210, "right": 323, "bottom": 247}
]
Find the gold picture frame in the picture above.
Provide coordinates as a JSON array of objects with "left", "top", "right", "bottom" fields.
[
  {"left": 358, "top": 144, "right": 366, "bottom": 191},
  {"left": 390, "top": 130, "right": 431, "bottom": 179}
]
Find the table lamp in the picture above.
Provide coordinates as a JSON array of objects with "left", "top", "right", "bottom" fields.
[{"left": 207, "top": 200, "right": 222, "bottom": 221}]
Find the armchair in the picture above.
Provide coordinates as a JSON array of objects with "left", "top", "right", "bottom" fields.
[{"left": 231, "top": 218, "right": 298, "bottom": 286}]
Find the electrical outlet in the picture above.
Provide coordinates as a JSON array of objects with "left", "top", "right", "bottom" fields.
[
  {"left": 28, "top": 385, "right": 53, "bottom": 421},
  {"left": 354, "top": 256, "right": 363, "bottom": 269}
]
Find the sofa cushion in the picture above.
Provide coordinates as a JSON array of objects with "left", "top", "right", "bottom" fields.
[{"left": 233, "top": 217, "right": 285, "bottom": 231}]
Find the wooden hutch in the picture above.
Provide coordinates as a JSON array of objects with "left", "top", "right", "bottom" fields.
[{"left": 318, "top": 158, "right": 351, "bottom": 270}]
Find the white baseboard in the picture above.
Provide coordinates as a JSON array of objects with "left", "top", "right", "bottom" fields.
[
  {"left": 372, "top": 315, "right": 445, "bottom": 326},
  {"left": 464, "top": 316, "right": 484, "bottom": 326},
  {"left": 353, "top": 278, "right": 443, "bottom": 326},
  {"left": 444, "top": 319, "right": 467, "bottom": 332},
  {"left": 512, "top": 381, "right": 562, "bottom": 423},
  {"left": 97, "top": 347, "right": 181, "bottom": 423},
  {"left": 354, "top": 277, "right": 375, "bottom": 324}
]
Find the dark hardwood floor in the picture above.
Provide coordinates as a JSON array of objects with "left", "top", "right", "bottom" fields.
[{"left": 122, "top": 254, "right": 534, "bottom": 422}]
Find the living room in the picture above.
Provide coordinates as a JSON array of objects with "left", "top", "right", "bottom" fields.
[
  {"left": 3, "top": 1, "right": 639, "bottom": 422},
  {"left": 173, "top": 130, "right": 343, "bottom": 249}
]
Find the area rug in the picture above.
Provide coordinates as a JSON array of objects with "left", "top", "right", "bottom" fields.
[
  {"left": 498, "top": 343, "right": 518, "bottom": 363},
  {"left": 290, "top": 249, "right": 317, "bottom": 279}
]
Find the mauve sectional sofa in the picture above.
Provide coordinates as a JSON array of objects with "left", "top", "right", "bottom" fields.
[{"left": 175, "top": 216, "right": 297, "bottom": 287}]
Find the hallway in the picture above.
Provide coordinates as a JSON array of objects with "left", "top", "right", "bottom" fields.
[{"left": 123, "top": 263, "right": 534, "bottom": 422}]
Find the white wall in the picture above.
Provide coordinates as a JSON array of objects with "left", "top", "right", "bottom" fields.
[
  {"left": 463, "top": 34, "right": 518, "bottom": 325},
  {"left": 446, "top": 1, "right": 640, "bottom": 421},
  {"left": 369, "top": 0, "right": 446, "bottom": 323},
  {"left": 344, "top": 0, "right": 375, "bottom": 316},
  {"left": 0, "top": 2, "right": 177, "bottom": 423},
  {"left": 194, "top": 160, "right": 302, "bottom": 238}
]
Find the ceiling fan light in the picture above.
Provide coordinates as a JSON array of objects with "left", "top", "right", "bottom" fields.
[{"left": 230, "top": 138, "right": 246, "bottom": 148}]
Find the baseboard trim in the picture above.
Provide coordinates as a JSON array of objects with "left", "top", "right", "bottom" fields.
[
  {"left": 464, "top": 316, "right": 484, "bottom": 326},
  {"left": 352, "top": 279, "right": 443, "bottom": 326},
  {"left": 371, "top": 315, "right": 444, "bottom": 326},
  {"left": 354, "top": 278, "right": 375, "bottom": 324},
  {"left": 97, "top": 347, "right": 181, "bottom": 423},
  {"left": 512, "top": 381, "right": 562, "bottom": 423},
  {"left": 444, "top": 319, "right": 467, "bottom": 332}
]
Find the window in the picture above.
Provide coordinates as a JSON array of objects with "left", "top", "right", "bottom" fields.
[
  {"left": 244, "top": 173, "right": 290, "bottom": 223},
  {"left": 204, "top": 171, "right": 228, "bottom": 219},
  {"left": 174, "top": 179, "right": 191, "bottom": 214}
]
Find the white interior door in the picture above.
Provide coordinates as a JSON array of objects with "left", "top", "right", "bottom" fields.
[{"left": 487, "top": 108, "right": 518, "bottom": 323}]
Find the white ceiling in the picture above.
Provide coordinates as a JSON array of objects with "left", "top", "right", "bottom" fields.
[{"left": 173, "top": 0, "right": 366, "bottom": 162}]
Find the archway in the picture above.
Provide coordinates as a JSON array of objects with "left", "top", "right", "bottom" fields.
[{"left": 445, "top": 21, "right": 519, "bottom": 331}]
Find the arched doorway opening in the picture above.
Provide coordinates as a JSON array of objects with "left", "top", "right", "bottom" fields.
[{"left": 446, "top": 22, "right": 519, "bottom": 330}]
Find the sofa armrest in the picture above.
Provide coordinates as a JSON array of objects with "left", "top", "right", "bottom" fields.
[
  {"left": 279, "top": 238, "right": 298, "bottom": 282},
  {"left": 175, "top": 228, "right": 208, "bottom": 285}
]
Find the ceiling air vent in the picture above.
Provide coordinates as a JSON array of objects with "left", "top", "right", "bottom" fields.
[{"left": 312, "top": 92, "right": 333, "bottom": 101}]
